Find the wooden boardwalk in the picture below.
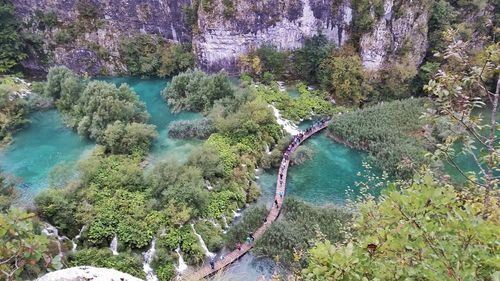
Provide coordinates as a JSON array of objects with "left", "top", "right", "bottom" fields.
[{"left": 180, "top": 121, "right": 329, "bottom": 281}]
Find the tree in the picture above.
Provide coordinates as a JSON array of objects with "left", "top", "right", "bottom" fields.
[
  {"left": 423, "top": 30, "right": 499, "bottom": 218},
  {"left": 162, "top": 70, "right": 233, "bottom": 113},
  {"left": 44, "top": 66, "right": 79, "bottom": 100},
  {"left": 0, "top": 0, "right": 27, "bottom": 73},
  {"left": 0, "top": 83, "right": 28, "bottom": 144},
  {"left": 292, "top": 34, "right": 335, "bottom": 83},
  {"left": 157, "top": 43, "right": 194, "bottom": 78},
  {"left": 0, "top": 209, "right": 62, "bottom": 280},
  {"left": 0, "top": 173, "right": 17, "bottom": 212},
  {"left": 75, "top": 81, "right": 149, "bottom": 142},
  {"left": 256, "top": 44, "right": 288, "bottom": 79},
  {"left": 103, "top": 121, "right": 157, "bottom": 155},
  {"left": 303, "top": 175, "right": 500, "bottom": 280},
  {"left": 321, "top": 49, "right": 367, "bottom": 104}
]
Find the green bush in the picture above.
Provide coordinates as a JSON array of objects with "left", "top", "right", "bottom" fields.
[
  {"left": 121, "top": 34, "right": 194, "bottom": 77},
  {"left": 328, "top": 98, "right": 428, "bottom": 178},
  {"left": 35, "top": 188, "right": 80, "bottom": 237},
  {"left": 162, "top": 70, "right": 233, "bottom": 113},
  {"left": 0, "top": 0, "right": 27, "bottom": 73},
  {"left": 224, "top": 206, "right": 267, "bottom": 248},
  {"left": 103, "top": 121, "right": 157, "bottom": 155},
  {"left": 254, "top": 198, "right": 352, "bottom": 267},
  {"left": 68, "top": 248, "right": 145, "bottom": 279},
  {"left": 168, "top": 118, "right": 214, "bottom": 139},
  {"left": 303, "top": 177, "right": 500, "bottom": 280},
  {"left": 0, "top": 83, "right": 29, "bottom": 144}
]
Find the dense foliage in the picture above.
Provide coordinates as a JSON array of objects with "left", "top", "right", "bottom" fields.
[
  {"left": 0, "top": 209, "right": 62, "bottom": 280},
  {"left": 328, "top": 98, "right": 428, "bottom": 178},
  {"left": 68, "top": 248, "right": 145, "bottom": 279},
  {"left": 120, "top": 33, "right": 194, "bottom": 77},
  {"left": 224, "top": 206, "right": 267, "bottom": 249},
  {"left": 254, "top": 198, "right": 351, "bottom": 267},
  {"left": 320, "top": 47, "right": 369, "bottom": 105},
  {"left": 303, "top": 175, "right": 500, "bottom": 280},
  {"left": 168, "top": 118, "right": 214, "bottom": 139},
  {"left": 0, "top": 0, "right": 27, "bottom": 73},
  {"left": 162, "top": 70, "right": 233, "bottom": 113},
  {"left": 0, "top": 78, "right": 29, "bottom": 145},
  {"left": 103, "top": 121, "right": 157, "bottom": 155},
  {"left": 0, "top": 173, "right": 17, "bottom": 212},
  {"left": 44, "top": 66, "right": 156, "bottom": 154},
  {"left": 255, "top": 83, "right": 338, "bottom": 122}
]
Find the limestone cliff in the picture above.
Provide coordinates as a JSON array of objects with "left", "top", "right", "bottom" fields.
[
  {"left": 194, "top": 0, "right": 352, "bottom": 72},
  {"left": 12, "top": 0, "right": 431, "bottom": 75},
  {"left": 13, "top": 0, "right": 191, "bottom": 75},
  {"left": 359, "top": 0, "right": 430, "bottom": 71}
]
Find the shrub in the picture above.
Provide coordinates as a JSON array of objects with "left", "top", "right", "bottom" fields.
[
  {"left": 162, "top": 70, "right": 233, "bottom": 113},
  {"left": 303, "top": 177, "right": 500, "bottom": 280},
  {"left": 168, "top": 118, "right": 214, "bottom": 139},
  {"left": 68, "top": 248, "right": 145, "bottom": 279},
  {"left": 328, "top": 98, "right": 428, "bottom": 178},
  {"left": 103, "top": 121, "right": 157, "bottom": 155},
  {"left": 254, "top": 198, "right": 352, "bottom": 267},
  {"left": 224, "top": 206, "right": 267, "bottom": 248}
]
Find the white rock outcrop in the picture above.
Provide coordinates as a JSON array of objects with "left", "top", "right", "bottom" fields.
[{"left": 36, "top": 266, "right": 143, "bottom": 281}]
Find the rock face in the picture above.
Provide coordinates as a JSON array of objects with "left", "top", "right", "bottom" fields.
[
  {"left": 12, "top": 0, "right": 430, "bottom": 75},
  {"left": 359, "top": 0, "right": 429, "bottom": 71},
  {"left": 194, "top": 0, "right": 352, "bottom": 72},
  {"left": 36, "top": 266, "right": 143, "bottom": 281},
  {"left": 13, "top": 0, "right": 191, "bottom": 75}
]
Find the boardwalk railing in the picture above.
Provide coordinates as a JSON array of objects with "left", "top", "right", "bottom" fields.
[{"left": 181, "top": 121, "right": 330, "bottom": 281}]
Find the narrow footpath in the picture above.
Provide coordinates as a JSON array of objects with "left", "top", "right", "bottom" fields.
[{"left": 181, "top": 121, "right": 330, "bottom": 281}]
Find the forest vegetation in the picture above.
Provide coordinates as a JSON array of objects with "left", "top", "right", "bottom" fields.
[{"left": 0, "top": 0, "right": 498, "bottom": 280}]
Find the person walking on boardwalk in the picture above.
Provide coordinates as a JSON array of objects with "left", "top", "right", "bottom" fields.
[
  {"left": 249, "top": 232, "right": 254, "bottom": 241},
  {"left": 210, "top": 258, "right": 215, "bottom": 270},
  {"left": 274, "top": 199, "right": 279, "bottom": 208},
  {"left": 236, "top": 243, "right": 242, "bottom": 251}
]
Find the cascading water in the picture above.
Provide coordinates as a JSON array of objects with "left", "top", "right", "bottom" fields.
[
  {"left": 269, "top": 105, "right": 300, "bottom": 135},
  {"left": 109, "top": 234, "right": 119, "bottom": 255},
  {"left": 72, "top": 225, "right": 87, "bottom": 251},
  {"left": 222, "top": 216, "right": 229, "bottom": 229},
  {"left": 42, "top": 223, "right": 72, "bottom": 256},
  {"left": 175, "top": 247, "right": 188, "bottom": 272},
  {"left": 143, "top": 237, "right": 159, "bottom": 281},
  {"left": 232, "top": 210, "right": 242, "bottom": 218},
  {"left": 190, "top": 224, "right": 216, "bottom": 258},
  {"left": 205, "top": 180, "right": 213, "bottom": 191}
]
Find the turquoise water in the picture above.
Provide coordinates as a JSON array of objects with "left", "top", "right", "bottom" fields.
[
  {"left": 257, "top": 131, "right": 370, "bottom": 206},
  {"left": 0, "top": 78, "right": 202, "bottom": 200},
  {"left": 102, "top": 77, "right": 202, "bottom": 163},
  {"left": 0, "top": 110, "right": 94, "bottom": 200}
]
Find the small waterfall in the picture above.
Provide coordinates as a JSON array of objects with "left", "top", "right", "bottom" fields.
[
  {"left": 191, "top": 224, "right": 216, "bottom": 258},
  {"left": 109, "top": 234, "right": 119, "bottom": 255},
  {"left": 232, "top": 210, "right": 242, "bottom": 218},
  {"left": 72, "top": 225, "right": 87, "bottom": 251},
  {"left": 175, "top": 247, "right": 188, "bottom": 272},
  {"left": 222, "top": 216, "right": 229, "bottom": 229},
  {"left": 205, "top": 180, "right": 213, "bottom": 191},
  {"left": 265, "top": 145, "right": 272, "bottom": 155},
  {"left": 42, "top": 223, "right": 72, "bottom": 256},
  {"left": 143, "top": 237, "right": 158, "bottom": 281},
  {"left": 269, "top": 105, "right": 300, "bottom": 135}
]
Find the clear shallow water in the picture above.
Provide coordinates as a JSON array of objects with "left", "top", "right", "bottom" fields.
[
  {"left": 102, "top": 77, "right": 202, "bottom": 164},
  {"left": 257, "top": 132, "right": 370, "bottom": 207},
  {"left": 0, "top": 110, "right": 94, "bottom": 200},
  {"left": 0, "top": 78, "right": 202, "bottom": 200}
]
